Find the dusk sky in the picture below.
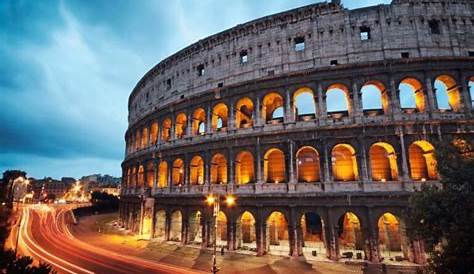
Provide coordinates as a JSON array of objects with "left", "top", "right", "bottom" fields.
[{"left": 0, "top": 0, "right": 391, "bottom": 179}]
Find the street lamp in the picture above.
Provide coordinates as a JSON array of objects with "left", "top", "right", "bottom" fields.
[{"left": 205, "top": 193, "right": 236, "bottom": 274}]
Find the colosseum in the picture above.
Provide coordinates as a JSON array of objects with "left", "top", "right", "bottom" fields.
[{"left": 120, "top": 0, "right": 474, "bottom": 265}]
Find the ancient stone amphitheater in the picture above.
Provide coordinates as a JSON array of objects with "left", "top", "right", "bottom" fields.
[{"left": 120, "top": 0, "right": 474, "bottom": 264}]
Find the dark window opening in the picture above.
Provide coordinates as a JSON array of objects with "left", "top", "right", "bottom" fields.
[
  {"left": 294, "top": 37, "right": 305, "bottom": 51},
  {"left": 166, "top": 79, "right": 171, "bottom": 90},
  {"left": 330, "top": 60, "right": 338, "bottom": 66},
  {"left": 146, "top": 92, "right": 149, "bottom": 101},
  {"left": 401, "top": 52, "right": 410, "bottom": 58},
  {"left": 469, "top": 51, "right": 474, "bottom": 57},
  {"left": 197, "top": 64, "right": 205, "bottom": 76},
  {"left": 217, "top": 82, "right": 223, "bottom": 88},
  {"left": 360, "top": 26, "right": 371, "bottom": 40},
  {"left": 429, "top": 20, "right": 441, "bottom": 34},
  {"left": 240, "top": 50, "right": 248, "bottom": 63}
]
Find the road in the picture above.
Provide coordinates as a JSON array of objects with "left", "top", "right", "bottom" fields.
[{"left": 17, "top": 205, "right": 203, "bottom": 274}]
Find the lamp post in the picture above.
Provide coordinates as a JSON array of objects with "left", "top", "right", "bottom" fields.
[{"left": 205, "top": 193, "right": 235, "bottom": 274}]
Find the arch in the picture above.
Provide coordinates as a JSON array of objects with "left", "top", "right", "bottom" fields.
[
  {"left": 188, "top": 210, "right": 203, "bottom": 244},
  {"left": 172, "top": 158, "right": 185, "bottom": 185},
  {"left": 236, "top": 211, "right": 256, "bottom": 251},
  {"left": 175, "top": 113, "right": 187, "bottom": 139},
  {"left": 266, "top": 211, "right": 289, "bottom": 255},
  {"left": 141, "top": 127, "right": 149, "bottom": 148},
  {"left": 212, "top": 103, "right": 229, "bottom": 131},
  {"left": 408, "top": 141, "right": 437, "bottom": 181},
  {"left": 264, "top": 148, "right": 286, "bottom": 183},
  {"left": 262, "top": 92, "right": 284, "bottom": 123},
  {"left": 235, "top": 97, "right": 254, "bottom": 128},
  {"left": 216, "top": 211, "right": 228, "bottom": 247},
  {"left": 235, "top": 151, "right": 255, "bottom": 184},
  {"left": 146, "top": 162, "right": 154, "bottom": 188},
  {"left": 157, "top": 161, "right": 168, "bottom": 188},
  {"left": 190, "top": 155, "right": 205, "bottom": 185},
  {"left": 293, "top": 87, "right": 316, "bottom": 120},
  {"left": 126, "top": 168, "right": 132, "bottom": 188},
  {"left": 170, "top": 210, "right": 182, "bottom": 242},
  {"left": 378, "top": 212, "right": 404, "bottom": 260},
  {"left": 154, "top": 210, "right": 166, "bottom": 240},
  {"left": 469, "top": 77, "right": 474, "bottom": 108},
  {"left": 399, "top": 77, "right": 425, "bottom": 112},
  {"left": 192, "top": 108, "right": 206, "bottom": 135},
  {"left": 137, "top": 165, "right": 145, "bottom": 187},
  {"left": 150, "top": 121, "right": 159, "bottom": 145},
  {"left": 361, "top": 81, "right": 389, "bottom": 114},
  {"left": 369, "top": 142, "right": 398, "bottom": 181},
  {"left": 301, "top": 212, "right": 327, "bottom": 259},
  {"left": 434, "top": 75, "right": 461, "bottom": 111},
  {"left": 210, "top": 153, "right": 227, "bottom": 184},
  {"left": 296, "top": 146, "right": 320, "bottom": 182},
  {"left": 331, "top": 144, "right": 358, "bottom": 181},
  {"left": 338, "top": 212, "right": 364, "bottom": 258},
  {"left": 161, "top": 118, "right": 172, "bottom": 142},
  {"left": 326, "top": 84, "right": 351, "bottom": 114}
]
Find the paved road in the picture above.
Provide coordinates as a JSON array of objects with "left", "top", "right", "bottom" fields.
[{"left": 18, "top": 205, "right": 204, "bottom": 274}]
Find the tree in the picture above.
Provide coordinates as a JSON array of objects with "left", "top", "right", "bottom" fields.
[{"left": 407, "top": 138, "right": 474, "bottom": 274}]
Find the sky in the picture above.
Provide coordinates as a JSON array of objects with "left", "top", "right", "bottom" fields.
[{"left": 0, "top": 0, "right": 392, "bottom": 179}]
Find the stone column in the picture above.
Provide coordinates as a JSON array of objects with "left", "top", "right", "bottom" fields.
[
  {"left": 425, "top": 76, "right": 437, "bottom": 113},
  {"left": 289, "top": 207, "right": 302, "bottom": 257},
  {"left": 284, "top": 88, "right": 294, "bottom": 124},
  {"left": 228, "top": 148, "right": 234, "bottom": 187},
  {"left": 228, "top": 220, "right": 237, "bottom": 251},
  {"left": 325, "top": 210, "right": 339, "bottom": 260},
  {"left": 170, "top": 116, "right": 176, "bottom": 141},
  {"left": 389, "top": 76, "right": 401, "bottom": 116},
  {"left": 168, "top": 161, "right": 173, "bottom": 191},
  {"left": 398, "top": 127, "right": 410, "bottom": 182},
  {"left": 157, "top": 122, "right": 162, "bottom": 145},
  {"left": 256, "top": 209, "right": 266, "bottom": 256},
  {"left": 256, "top": 137, "right": 263, "bottom": 185},
  {"left": 153, "top": 160, "right": 158, "bottom": 191},
  {"left": 201, "top": 216, "right": 208, "bottom": 248},
  {"left": 205, "top": 151, "right": 211, "bottom": 186},
  {"left": 165, "top": 212, "right": 171, "bottom": 241},
  {"left": 323, "top": 139, "right": 331, "bottom": 183},
  {"left": 359, "top": 138, "right": 370, "bottom": 182},
  {"left": 365, "top": 208, "right": 381, "bottom": 263},
  {"left": 186, "top": 113, "right": 192, "bottom": 137},
  {"left": 288, "top": 140, "right": 297, "bottom": 184},
  {"left": 460, "top": 73, "right": 472, "bottom": 113},
  {"left": 181, "top": 212, "right": 188, "bottom": 245},
  {"left": 229, "top": 100, "right": 235, "bottom": 131},
  {"left": 351, "top": 81, "right": 362, "bottom": 119},
  {"left": 255, "top": 95, "right": 263, "bottom": 127},
  {"left": 318, "top": 83, "right": 327, "bottom": 125},
  {"left": 206, "top": 104, "right": 212, "bottom": 134}
]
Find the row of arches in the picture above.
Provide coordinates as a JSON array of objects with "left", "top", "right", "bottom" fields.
[
  {"left": 125, "top": 140, "right": 437, "bottom": 188},
  {"left": 128, "top": 75, "right": 474, "bottom": 153}
]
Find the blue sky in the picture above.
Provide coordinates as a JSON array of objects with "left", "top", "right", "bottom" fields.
[{"left": 0, "top": 0, "right": 391, "bottom": 179}]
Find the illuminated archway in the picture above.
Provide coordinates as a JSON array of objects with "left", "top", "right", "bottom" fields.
[
  {"left": 130, "top": 167, "right": 137, "bottom": 187},
  {"left": 237, "top": 211, "right": 256, "bottom": 251},
  {"left": 157, "top": 161, "right": 168, "bottom": 188},
  {"left": 175, "top": 113, "right": 187, "bottom": 139},
  {"left": 326, "top": 84, "right": 351, "bottom": 115},
  {"left": 235, "top": 97, "right": 254, "bottom": 128},
  {"left": 399, "top": 77, "right": 425, "bottom": 112},
  {"left": 378, "top": 212, "right": 403, "bottom": 260},
  {"left": 301, "top": 212, "right": 327, "bottom": 258},
  {"left": 172, "top": 158, "right": 185, "bottom": 186},
  {"left": 331, "top": 144, "right": 358, "bottom": 181},
  {"left": 338, "top": 212, "right": 364, "bottom": 258},
  {"left": 266, "top": 211, "right": 289, "bottom": 255},
  {"left": 162, "top": 118, "right": 172, "bottom": 142},
  {"left": 188, "top": 211, "right": 203, "bottom": 244},
  {"left": 469, "top": 77, "right": 474, "bottom": 108},
  {"left": 434, "top": 75, "right": 461, "bottom": 111},
  {"left": 216, "top": 211, "right": 228, "bottom": 247},
  {"left": 146, "top": 162, "right": 154, "bottom": 188},
  {"left": 154, "top": 210, "right": 166, "bottom": 240},
  {"left": 293, "top": 87, "right": 316, "bottom": 120},
  {"left": 190, "top": 155, "right": 205, "bottom": 185},
  {"left": 137, "top": 165, "right": 145, "bottom": 187},
  {"left": 170, "top": 211, "right": 182, "bottom": 242},
  {"left": 235, "top": 151, "right": 255, "bottom": 184},
  {"left": 212, "top": 103, "right": 229, "bottom": 131},
  {"left": 408, "top": 141, "right": 437, "bottom": 180},
  {"left": 369, "top": 142, "right": 398, "bottom": 181},
  {"left": 264, "top": 148, "right": 286, "bottom": 183},
  {"left": 262, "top": 92, "right": 284, "bottom": 123},
  {"left": 361, "top": 81, "right": 389, "bottom": 114},
  {"left": 142, "top": 127, "right": 149, "bottom": 148},
  {"left": 126, "top": 168, "right": 132, "bottom": 188},
  {"left": 192, "top": 108, "right": 206, "bottom": 135},
  {"left": 150, "top": 121, "right": 159, "bottom": 145},
  {"left": 211, "top": 153, "right": 227, "bottom": 184},
  {"left": 296, "top": 146, "right": 320, "bottom": 182}
]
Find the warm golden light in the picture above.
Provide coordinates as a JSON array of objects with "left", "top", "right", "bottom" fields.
[
  {"left": 206, "top": 195, "right": 216, "bottom": 205},
  {"left": 225, "top": 195, "right": 235, "bottom": 206}
]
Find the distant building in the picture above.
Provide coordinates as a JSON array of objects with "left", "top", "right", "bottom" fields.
[{"left": 32, "top": 177, "right": 68, "bottom": 200}]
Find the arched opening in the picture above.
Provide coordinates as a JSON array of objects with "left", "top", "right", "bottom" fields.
[
  {"left": 434, "top": 75, "right": 461, "bottom": 111},
  {"left": 210, "top": 153, "right": 227, "bottom": 184},
  {"left": 369, "top": 142, "right": 398, "bottom": 181},
  {"left": 331, "top": 144, "right": 358, "bottom": 181},
  {"left": 142, "top": 127, "right": 149, "bottom": 148},
  {"left": 170, "top": 211, "right": 182, "bottom": 242},
  {"left": 192, "top": 108, "right": 206, "bottom": 135},
  {"left": 293, "top": 87, "right": 316, "bottom": 121},
  {"left": 190, "top": 155, "right": 204, "bottom": 185},
  {"left": 235, "top": 97, "right": 254, "bottom": 128},
  {"left": 235, "top": 151, "right": 254, "bottom": 184},
  {"left": 215, "top": 211, "right": 228, "bottom": 248},
  {"left": 361, "top": 81, "right": 389, "bottom": 115},
  {"left": 157, "top": 161, "right": 168, "bottom": 188},
  {"left": 126, "top": 168, "right": 132, "bottom": 188},
  {"left": 172, "top": 158, "right": 185, "bottom": 186},
  {"left": 378, "top": 212, "right": 404, "bottom": 260},
  {"left": 296, "top": 146, "right": 320, "bottom": 182},
  {"left": 154, "top": 210, "right": 166, "bottom": 240},
  {"left": 326, "top": 84, "right": 350, "bottom": 117},
  {"left": 338, "top": 212, "right": 364, "bottom": 259},
  {"left": 135, "top": 130, "right": 141, "bottom": 151},
  {"left": 236, "top": 211, "right": 256, "bottom": 251},
  {"left": 399, "top": 77, "right": 425, "bottom": 113},
  {"left": 469, "top": 77, "right": 474, "bottom": 108},
  {"left": 146, "top": 162, "right": 154, "bottom": 188},
  {"left": 137, "top": 165, "right": 145, "bottom": 187},
  {"left": 266, "top": 211, "right": 289, "bottom": 255},
  {"left": 150, "top": 121, "right": 159, "bottom": 145},
  {"left": 263, "top": 148, "right": 286, "bottom": 183},
  {"left": 142, "top": 206, "right": 153, "bottom": 239},
  {"left": 162, "top": 118, "right": 172, "bottom": 142},
  {"left": 175, "top": 113, "right": 187, "bottom": 139},
  {"left": 188, "top": 211, "right": 203, "bottom": 245},
  {"left": 262, "top": 92, "right": 284, "bottom": 124},
  {"left": 408, "top": 141, "right": 437, "bottom": 181},
  {"left": 212, "top": 103, "right": 229, "bottom": 132},
  {"left": 301, "top": 212, "right": 327, "bottom": 259}
]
